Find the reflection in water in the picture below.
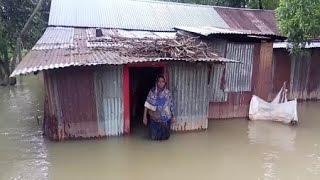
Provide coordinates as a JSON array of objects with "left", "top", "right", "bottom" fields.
[
  {"left": 262, "top": 151, "right": 279, "bottom": 180},
  {"left": 0, "top": 75, "right": 48, "bottom": 180},
  {"left": 248, "top": 121, "right": 297, "bottom": 151},
  {"left": 2, "top": 76, "right": 320, "bottom": 179},
  {"left": 306, "top": 144, "right": 320, "bottom": 175}
]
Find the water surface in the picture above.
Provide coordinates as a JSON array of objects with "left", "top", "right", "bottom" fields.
[{"left": 1, "top": 75, "right": 320, "bottom": 180}]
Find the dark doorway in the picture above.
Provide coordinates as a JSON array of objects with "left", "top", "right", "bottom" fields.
[{"left": 129, "top": 67, "right": 163, "bottom": 132}]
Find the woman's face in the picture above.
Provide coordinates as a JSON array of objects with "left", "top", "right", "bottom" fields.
[{"left": 157, "top": 77, "right": 165, "bottom": 89}]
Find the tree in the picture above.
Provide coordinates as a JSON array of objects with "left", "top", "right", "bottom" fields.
[
  {"left": 0, "top": 0, "right": 49, "bottom": 86},
  {"left": 248, "top": 0, "right": 279, "bottom": 9},
  {"left": 277, "top": 0, "right": 320, "bottom": 54}
]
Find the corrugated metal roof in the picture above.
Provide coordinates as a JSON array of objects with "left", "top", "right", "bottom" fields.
[
  {"left": 214, "top": 7, "right": 280, "bottom": 35},
  {"left": 273, "top": 42, "right": 320, "bottom": 49},
  {"left": 48, "top": 0, "right": 229, "bottom": 31},
  {"left": 12, "top": 27, "right": 239, "bottom": 77},
  {"left": 33, "top": 27, "right": 75, "bottom": 50},
  {"left": 12, "top": 49, "right": 239, "bottom": 77},
  {"left": 175, "top": 26, "right": 272, "bottom": 36}
]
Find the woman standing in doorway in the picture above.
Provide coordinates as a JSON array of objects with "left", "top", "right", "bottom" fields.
[{"left": 143, "top": 75, "right": 176, "bottom": 140}]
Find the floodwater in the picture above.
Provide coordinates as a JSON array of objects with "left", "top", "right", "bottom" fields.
[{"left": 1, "top": 76, "right": 320, "bottom": 180}]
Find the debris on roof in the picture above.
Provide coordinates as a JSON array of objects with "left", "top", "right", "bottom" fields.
[
  {"left": 91, "top": 36, "right": 221, "bottom": 60},
  {"left": 11, "top": 27, "right": 239, "bottom": 77}
]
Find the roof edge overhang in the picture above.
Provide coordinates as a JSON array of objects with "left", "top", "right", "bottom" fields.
[
  {"left": 10, "top": 55, "right": 240, "bottom": 77},
  {"left": 174, "top": 26, "right": 286, "bottom": 41}
]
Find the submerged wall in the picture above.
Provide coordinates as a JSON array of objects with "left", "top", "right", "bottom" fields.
[
  {"left": 208, "top": 41, "right": 273, "bottom": 119},
  {"left": 43, "top": 67, "right": 98, "bottom": 140},
  {"left": 272, "top": 49, "right": 320, "bottom": 100},
  {"left": 95, "top": 66, "right": 124, "bottom": 136},
  {"left": 169, "top": 62, "right": 210, "bottom": 131},
  {"left": 43, "top": 66, "right": 124, "bottom": 140},
  {"left": 43, "top": 62, "right": 212, "bottom": 140}
]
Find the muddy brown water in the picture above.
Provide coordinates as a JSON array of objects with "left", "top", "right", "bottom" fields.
[{"left": 1, "top": 75, "right": 320, "bottom": 180}]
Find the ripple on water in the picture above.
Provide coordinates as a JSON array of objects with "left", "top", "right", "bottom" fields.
[
  {"left": 247, "top": 121, "right": 297, "bottom": 151},
  {"left": 306, "top": 144, "right": 320, "bottom": 175},
  {"left": 262, "top": 151, "right": 280, "bottom": 180},
  {"left": 0, "top": 77, "right": 48, "bottom": 180}
]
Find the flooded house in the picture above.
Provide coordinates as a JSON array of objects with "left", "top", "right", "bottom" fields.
[
  {"left": 272, "top": 42, "right": 320, "bottom": 100},
  {"left": 11, "top": 0, "right": 284, "bottom": 140},
  {"left": 201, "top": 7, "right": 284, "bottom": 119}
]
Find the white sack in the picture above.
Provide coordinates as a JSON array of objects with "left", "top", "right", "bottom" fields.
[{"left": 249, "top": 82, "right": 298, "bottom": 124}]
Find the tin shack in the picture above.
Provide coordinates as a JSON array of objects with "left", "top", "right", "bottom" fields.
[
  {"left": 12, "top": 0, "right": 284, "bottom": 140},
  {"left": 204, "top": 6, "right": 284, "bottom": 119},
  {"left": 272, "top": 42, "right": 320, "bottom": 100}
]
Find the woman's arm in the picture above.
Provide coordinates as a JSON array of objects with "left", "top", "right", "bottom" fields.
[
  {"left": 143, "top": 107, "right": 148, "bottom": 125},
  {"left": 169, "top": 92, "right": 176, "bottom": 123}
]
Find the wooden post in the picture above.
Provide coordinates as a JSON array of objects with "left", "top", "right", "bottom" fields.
[{"left": 123, "top": 65, "right": 130, "bottom": 134}]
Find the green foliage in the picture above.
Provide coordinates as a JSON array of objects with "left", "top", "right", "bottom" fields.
[
  {"left": 248, "top": 0, "right": 279, "bottom": 10},
  {"left": 277, "top": 0, "right": 320, "bottom": 54},
  {"left": 0, "top": 0, "right": 49, "bottom": 61}
]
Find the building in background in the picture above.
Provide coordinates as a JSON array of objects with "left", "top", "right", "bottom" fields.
[{"left": 272, "top": 42, "right": 320, "bottom": 100}]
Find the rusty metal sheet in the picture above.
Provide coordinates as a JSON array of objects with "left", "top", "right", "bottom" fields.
[
  {"left": 169, "top": 62, "right": 209, "bottom": 131},
  {"left": 272, "top": 49, "right": 320, "bottom": 100},
  {"left": 271, "top": 49, "right": 291, "bottom": 99},
  {"left": 53, "top": 67, "right": 99, "bottom": 139},
  {"left": 12, "top": 27, "right": 239, "bottom": 77},
  {"left": 215, "top": 7, "right": 280, "bottom": 35},
  {"left": 95, "top": 66, "right": 124, "bottom": 136},
  {"left": 225, "top": 43, "right": 254, "bottom": 92},
  {"left": 174, "top": 26, "right": 281, "bottom": 37},
  {"left": 254, "top": 42, "right": 273, "bottom": 100},
  {"left": 308, "top": 49, "right": 320, "bottom": 99},
  {"left": 208, "top": 92, "right": 252, "bottom": 119},
  {"left": 290, "top": 53, "right": 311, "bottom": 100},
  {"left": 43, "top": 72, "right": 61, "bottom": 140},
  {"left": 12, "top": 49, "right": 238, "bottom": 77}
]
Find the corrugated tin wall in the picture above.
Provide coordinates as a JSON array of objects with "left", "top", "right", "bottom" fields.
[
  {"left": 308, "top": 50, "right": 320, "bottom": 99},
  {"left": 169, "top": 62, "right": 209, "bottom": 131},
  {"left": 290, "top": 53, "right": 311, "bottom": 100},
  {"left": 43, "top": 67, "right": 99, "bottom": 140},
  {"left": 208, "top": 64, "right": 227, "bottom": 102},
  {"left": 271, "top": 49, "right": 291, "bottom": 98},
  {"left": 272, "top": 49, "right": 320, "bottom": 100},
  {"left": 43, "top": 72, "right": 62, "bottom": 140},
  {"left": 225, "top": 43, "right": 254, "bottom": 92},
  {"left": 209, "top": 92, "right": 252, "bottom": 119},
  {"left": 44, "top": 66, "right": 124, "bottom": 140},
  {"left": 55, "top": 68, "right": 98, "bottom": 139},
  {"left": 208, "top": 42, "right": 260, "bottom": 119},
  {"left": 95, "top": 66, "right": 124, "bottom": 136},
  {"left": 208, "top": 39, "right": 227, "bottom": 56}
]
